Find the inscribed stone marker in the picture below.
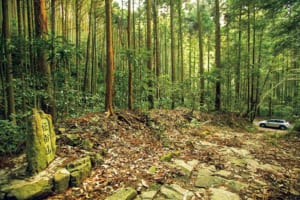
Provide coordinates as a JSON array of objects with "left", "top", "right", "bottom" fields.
[{"left": 26, "top": 109, "right": 56, "bottom": 174}]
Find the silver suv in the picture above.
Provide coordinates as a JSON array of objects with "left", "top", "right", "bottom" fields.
[{"left": 258, "top": 119, "right": 291, "bottom": 130}]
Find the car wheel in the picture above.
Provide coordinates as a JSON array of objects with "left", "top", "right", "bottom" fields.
[
  {"left": 279, "top": 126, "right": 286, "bottom": 130},
  {"left": 260, "top": 123, "right": 266, "bottom": 128}
]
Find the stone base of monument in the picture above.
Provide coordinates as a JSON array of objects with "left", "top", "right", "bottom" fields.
[{"left": 0, "top": 155, "right": 93, "bottom": 200}]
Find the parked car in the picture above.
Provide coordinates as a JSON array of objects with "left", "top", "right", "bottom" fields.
[{"left": 258, "top": 119, "right": 291, "bottom": 130}]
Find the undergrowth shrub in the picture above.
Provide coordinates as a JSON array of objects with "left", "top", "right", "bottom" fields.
[
  {"left": 0, "top": 120, "right": 25, "bottom": 156},
  {"left": 286, "top": 119, "right": 300, "bottom": 138}
]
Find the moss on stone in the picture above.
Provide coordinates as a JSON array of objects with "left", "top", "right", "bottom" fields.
[
  {"left": 67, "top": 156, "right": 92, "bottom": 187},
  {"left": 82, "top": 138, "right": 94, "bottom": 150},
  {"left": 54, "top": 168, "right": 70, "bottom": 193},
  {"left": 160, "top": 152, "right": 174, "bottom": 162},
  {"left": 92, "top": 153, "right": 104, "bottom": 166},
  {"left": 148, "top": 166, "right": 157, "bottom": 174},
  {"left": 26, "top": 109, "right": 56, "bottom": 175},
  {"left": 105, "top": 187, "right": 137, "bottom": 200},
  {"left": 66, "top": 134, "right": 81, "bottom": 146},
  {"left": 2, "top": 177, "right": 52, "bottom": 200}
]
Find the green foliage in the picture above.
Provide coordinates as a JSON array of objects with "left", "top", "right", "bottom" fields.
[
  {"left": 285, "top": 119, "right": 300, "bottom": 138},
  {"left": 0, "top": 120, "right": 25, "bottom": 156},
  {"left": 273, "top": 105, "right": 293, "bottom": 118},
  {"left": 293, "top": 119, "right": 300, "bottom": 132},
  {"left": 259, "top": 105, "right": 293, "bottom": 118}
]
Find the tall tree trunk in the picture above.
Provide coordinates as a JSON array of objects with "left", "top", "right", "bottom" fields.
[
  {"left": 127, "top": 0, "right": 133, "bottom": 109},
  {"left": 91, "top": 9, "right": 97, "bottom": 95},
  {"left": 105, "top": 0, "right": 115, "bottom": 116},
  {"left": 50, "top": 0, "right": 56, "bottom": 72},
  {"left": 75, "top": 0, "right": 81, "bottom": 90},
  {"left": 170, "top": 0, "right": 176, "bottom": 109},
  {"left": 2, "top": 0, "right": 16, "bottom": 122},
  {"left": 255, "top": 28, "right": 264, "bottom": 117},
  {"left": 17, "top": 0, "right": 23, "bottom": 36},
  {"left": 146, "top": 0, "right": 154, "bottom": 109},
  {"left": 249, "top": 4, "right": 256, "bottom": 122},
  {"left": 207, "top": 34, "right": 211, "bottom": 92},
  {"left": 246, "top": 4, "right": 251, "bottom": 113},
  {"left": 17, "top": 0, "right": 27, "bottom": 113},
  {"left": 153, "top": 0, "right": 161, "bottom": 102},
  {"left": 197, "top": 0, "right": 205, "bottom": 107},
  {"left": 178, "top": 0, "right": 184, "bottom": 105},
  {"left": 34, "top": 0, "right": 56, "bottom": 119},
  {"left": 235, "top": 4, "right": 242, "bottom": 107},
  {"left": 83, "top": 0, "right": 93, "bottom": 94},
  {"left": 27, "top": 0, "right": 34, "bottom": 73},
  {"left": 214, "top": 0, "right": 221, "bottom": 111}
]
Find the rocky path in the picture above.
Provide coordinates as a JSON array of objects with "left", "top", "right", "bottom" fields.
[
  {"left": 32, "top": 110, "right": 300, "bottom": 199},
  {"left": 0, "top": 110, "right": 300, "bottom": 200}
]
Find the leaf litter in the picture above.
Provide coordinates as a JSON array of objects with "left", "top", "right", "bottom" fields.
[{"left": 44, "top": 109, "right": 300, "bottom": 199}]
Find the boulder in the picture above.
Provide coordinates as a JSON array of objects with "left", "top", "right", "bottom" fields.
[
  {"left": 67, "top": 156, "right": 92, "bottom": 187},
  {"left": 54, "top": 168, "right": 70, "bottom": 193}
]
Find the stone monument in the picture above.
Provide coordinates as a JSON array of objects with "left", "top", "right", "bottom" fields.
[{"left": 26, "top": 109, "right": 56, "bottom": 174}]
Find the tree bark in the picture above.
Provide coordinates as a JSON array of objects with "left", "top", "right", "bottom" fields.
[
  {"left": 128, "top": 0, "right": 133, "bottom": 109},
  {"left": 235, "top": 4, "right": 242, "bottom": 107},
  {"left": 214, "top": 0, "right": 221, "bottom": 111},
  {"left": 2, "top": 0, "right": 16, "bottom": 122},
  {"left": 34, "top": 0, "right": 56, "bottom": 119},
  {"left": 105, "top": 0, "right": 115, "bottom": 116},
  {"left": 75, "top": 0, "right": 81, "bottom": 89},
  {"left": 153, "top": 0, "right": 161, "bottom": 102},
  {"left": 170, "top": 0, "right": 176, "bottom": 109},
  {"left": 197, "top": 0, "right": 205, "bottom": 107},
  {"left": 178, "top": 0, "right": 184, "bottom": 105},
  {"left": 146, "top": 0, "right": 154, "bottom": 109},
  {"left": 83, "top": 0, "right": 93, "bottom": 94}
]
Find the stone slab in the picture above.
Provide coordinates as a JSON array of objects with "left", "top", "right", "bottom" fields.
[
  {"left": 1, "top": 177, "right": 52, "bottom": 200},
  {"left": 105, "top": 187, "right": 137, "bottom": 200},
  {"left": 210, "top": 188, "right": 240, "bottom": 200},
  {"left": 54, "top": 168, "right": 70, "bottom": 193},
  {"left": 67, "top": 156, "right": 92, "bottom": 187},
  {"left": 26, "top": 109, "right": 56, "bottom": 175}
]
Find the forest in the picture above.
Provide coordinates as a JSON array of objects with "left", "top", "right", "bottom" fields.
[
  {"left": 0, "top": 0, "right": 299, "bottom": 123},
  {"left": 1, "top": 0, "right": 300, "bottom": 199}
]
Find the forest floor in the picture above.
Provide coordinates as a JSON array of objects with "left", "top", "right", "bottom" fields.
[
  {"left": 46, "top": 109, "right": 300, "bottom": 200},
  {"left": 4, "top": 109, "right": 300, "bottom": 200}
]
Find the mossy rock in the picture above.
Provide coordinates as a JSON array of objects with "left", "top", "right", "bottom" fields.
[
  {"left": 1, "top": 177, "right": 52, "bottom": 200},
  {"left": 90, "top": 153, "right": 104, "bottom": 166},
  {"left": 105, "top": 187, "right": 137, "bottom": 200},
  {"left": 26, "top": 109, "right": 56, "bottom": 175},
  {"left": 67, "top": 156, "right": 92, "bottom": 187},
  {"left": 160, "top": 151, "right": 180, "bottom": 162},
  {"left": 54, "top": 168, "right": 70, "bottom": 193},
  {"left": 148, "top": 166, "right": 157, "bottom": 174},
  {"left": 66, "top": 134, "right": 81, "bottom": 146},
  {"left": 82, "top": 138, "right": 94, "bottom": 150}
]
